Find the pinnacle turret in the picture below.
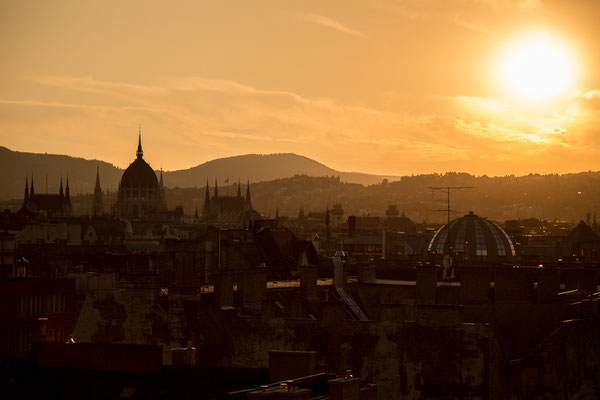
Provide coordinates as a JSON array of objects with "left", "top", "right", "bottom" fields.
[{"left": 136, "top": 125, "right": 143, "bottom": 158}]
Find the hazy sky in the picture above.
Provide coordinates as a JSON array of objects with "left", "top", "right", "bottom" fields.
[{"left": 1, "top": 0, "right": 599, "bottom": 176}]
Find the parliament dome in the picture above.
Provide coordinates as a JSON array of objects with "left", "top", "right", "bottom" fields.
[
  {"left": 428, "top": 211, "right": 515, "bottom": 263},
  {"left": 114, "top": 131, "right": 167, "bottom": 218},
  {"left": 120, "top": 157, "right": 159, "bottom": 189}
]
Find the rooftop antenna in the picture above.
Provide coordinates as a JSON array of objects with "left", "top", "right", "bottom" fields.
[
  {"left": 428, "top": 186, "right": 473, "bottom": 258},
  {"left": 428, "top": 186, "right": 474, "bottom": 227}
]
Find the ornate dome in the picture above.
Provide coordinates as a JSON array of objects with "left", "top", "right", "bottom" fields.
[
  {"left": 120, "top": 157, "right": 158, "bottom": 189},
  {"left": 114, "top": 132, "right": 167, "bottom": 218},
  {"left": 428, "top": 211, "right": 515, "bottom": 262},
  {"left": 119, "top": 133, "right": 158, "bottom": 188}
]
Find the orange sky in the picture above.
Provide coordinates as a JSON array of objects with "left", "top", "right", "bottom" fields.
[{"left": 1, "top": 0, "right": 599, "bottom": 176}]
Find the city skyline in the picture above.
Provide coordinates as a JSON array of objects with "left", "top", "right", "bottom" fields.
[{"left": 1, "top": 1, "right": 600, "bottom": 176}]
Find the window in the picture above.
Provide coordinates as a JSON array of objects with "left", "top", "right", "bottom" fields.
[
  {"left": 483, "top": 220, "right": 506, "bottom": 256},
  {"left": 454, "top": 221, "right": 468, "bottom": 252},
  {"left": 474, "top": 222, "right": 487, "bottom": 257}
]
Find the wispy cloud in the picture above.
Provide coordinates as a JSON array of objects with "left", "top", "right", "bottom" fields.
[
  {"left": 453, "top": 15, "right": 495, "bottom": 36},
  {"left": 1, "top": 76, "right": 599, "bottom": 176},
  {"left": 304, "top": 14, "right": 366, "bottom": 38}
]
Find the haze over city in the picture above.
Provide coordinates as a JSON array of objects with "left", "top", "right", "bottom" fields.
[{"left": 2, "top": 0, "right": 600, "bottom": 176}]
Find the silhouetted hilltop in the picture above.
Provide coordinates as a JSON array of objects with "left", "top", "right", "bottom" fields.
[
  {"left": 0, "top": 147, "right": 394, "bottom": 200},
  {"left": 163, "top": 153, "right": 393, "bottom": 188},
  {"left": 0, "top": 146, "right": 122, "bottom": 200},
  {"left": 3, "top": 147, "right": 600, "bottom": 223}
]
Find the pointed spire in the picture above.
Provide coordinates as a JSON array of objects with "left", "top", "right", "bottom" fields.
[
  {"left": 93, "top": 167, "right": 103, "bottom": 217},
  {"left": 245, "top": 179, "right": 252, "bottom": 209},
  {"left": 65, "top": 176, "right": 71, "bottom": 202},
  {"left": 95, "top": 167, "right": 101, "bottom": 191},
  {"left": 214, "top": 178, "right": 219, "bottom": 198},
  {"left": 237, "top": 179, "right": 241, "bottom": 197},
  {"left": 23, "top": 177, "right": 29, "bottom": 206},
  {"left": 30, "top": 175, "right": 35, "bottom": 198},
  {"left": 205, "top": 179, "right": 210, "bottom": 202},
  {"left": 203, "top": 179, "right": 211, "bottom": 217},
  {"left": 159, "top": 168, "right": 164, "bottom": 188},
  {"left": 136, "top": 125, "right": 143, "bottom": 158},
  {"left": 59, "top": 177, "right": 64, "bottom": 198}
]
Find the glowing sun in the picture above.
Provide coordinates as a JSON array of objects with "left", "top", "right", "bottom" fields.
[{"left": 499, "top": 33, "right": 577, "bottom": 102}]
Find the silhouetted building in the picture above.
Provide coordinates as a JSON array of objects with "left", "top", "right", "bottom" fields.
[
  {"left": 202, "top": 179, "right": 258, "bottom": 225},
  {"left": 114, "top": 131, "right": 167, "bottom": 218},
  {"left": 92, "top": 167, "right": 104, "bottom": 217},
  {"left": 428, "top": 211, "right": 516, "bottom": 264},
  {"left": 0, "top": 278, "right": 77, "bottom": 357},
  {"left": 385, "top": 204, "right": 399, "bottom": 217},
  {"left": 331, "top": 203, "right": 344, "bottom": 230},
  {"left": 20, "top": 176, "right": 72, "bottom": 218},
  {"left": 564, "top": 220, "right": 600, "bottom": 258}
]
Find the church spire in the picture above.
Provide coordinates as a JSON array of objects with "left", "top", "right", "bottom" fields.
[
  {"left": 245, "top": 179, "right": 252, "bottom": 209},
  {"left": 203, "top": 179, "right": 211, "bottom": 217},
  {"left": 59, "top": 177, "right": 64, "bottom": 198},
  {"left": 93, "top": 167, "right": 103, "bottom": 217},
  {"left": 23, "top": 177, "right": 29, "bottom": 206},
  {"left": 65, "top": 176, "right": 71, "bottom": 202},
  {"left": 136, "top": 125, "right": 143, "bottom": 158},
  {"left": 95, "top": 167, "right": 101, "bottom": 191},
  {"left": 214, "top": 178, "right": 219, "bottom": 198},
  {"left": 30, "top": 175, "right": 35, "bottom": 198}
]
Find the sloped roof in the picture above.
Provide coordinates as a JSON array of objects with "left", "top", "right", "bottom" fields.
[{"left": 566, "top": 221, "right": 600, "bottom": 244}]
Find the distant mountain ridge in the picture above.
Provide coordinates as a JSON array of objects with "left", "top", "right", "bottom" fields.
[{"left": 0, "top": 146, "right": 397, "bottom": 200}]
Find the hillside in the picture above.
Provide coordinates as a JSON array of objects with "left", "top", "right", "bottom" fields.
[
  {"left": 3, "top": 172, "right": 599, "bottom": 224},
  {"left": 0, "top": 147, "right": 395, "bottom": 200},
  {"left": 0, "top": 146, "right": 123, "bottom": 200},
  {"left": 163, "top": 153, "right": 394, "bottom": 188}
]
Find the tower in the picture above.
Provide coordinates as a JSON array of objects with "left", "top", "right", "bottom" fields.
[
  {"left": 93, "top": 166, "right": 104, "bottom": 217},
  {"left": 64, "top": 177, "right": 72, "bottom": 215},
  {"left": 245, "top": 179, "right": 252, "bottom": 210},
  {"left": 22, "top": 177, "right": 29, "bottom": 209},
  {"left": 203, "top": 179, "right": 211, "bottom": 219}
]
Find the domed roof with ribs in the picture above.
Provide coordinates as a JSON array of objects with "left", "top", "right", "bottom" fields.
[{"left": 428, "top": 211, "right": 515, "bottom": 263}]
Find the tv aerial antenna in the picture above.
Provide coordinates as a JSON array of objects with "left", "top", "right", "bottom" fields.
[
  {"left": 428, "top": 186, "right": 474, "bottom": 226},
  {"left": 428, "top": 186, "right": 474, "bottom": 278}
]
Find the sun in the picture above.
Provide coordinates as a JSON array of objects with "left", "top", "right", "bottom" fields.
[{"left": 498, "top": 33, "right": 577, "bottom": 102}]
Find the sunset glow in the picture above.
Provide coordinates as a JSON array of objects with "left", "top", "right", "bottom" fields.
[
  {"left": 498, "top": 33, "right": 578, "bottom": 102},
  {"left": 1, "top": 1, "right": 600, "bottom": 176}
]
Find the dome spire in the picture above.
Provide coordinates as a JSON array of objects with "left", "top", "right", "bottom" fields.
[{"left": 136, "top": 124, "right": 143, "bottom": 158}]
